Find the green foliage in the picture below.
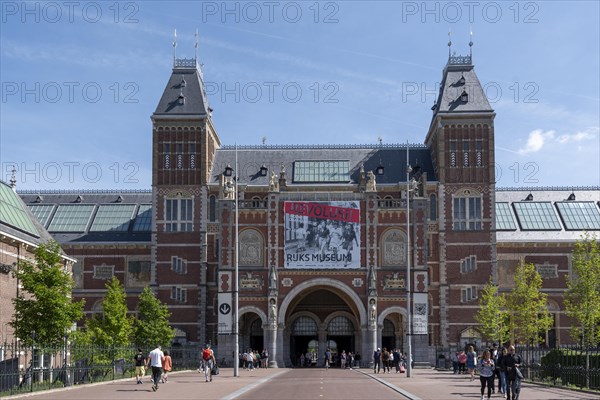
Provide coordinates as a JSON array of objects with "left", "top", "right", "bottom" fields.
[
  {"left": 475, "top": 277, "right": 510, "bottom": 344},
  {"left": 541, "top": 348, "right": 600, "bottom": 388},
  {"left": 133, "top": 287, "right": 175, "bottom": 347},
  {"left": 86, "top": 277, "right": 133, "bottom": 348},
  {"left": 564, "top": 234, "right": 600, "bottom": 347},
  {"left": 507, "top": 261, "right": 553, "bottom": 345},
  {"left": 10, "top": 241, "right": 84, "bottom": 347}
]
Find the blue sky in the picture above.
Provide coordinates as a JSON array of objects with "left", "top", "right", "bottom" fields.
[{"left": 1, "top": 0, "right": 598, "bottom": 190}]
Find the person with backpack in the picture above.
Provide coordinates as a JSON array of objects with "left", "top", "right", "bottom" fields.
[
  {"left": 133, "top": 348, "right": 146, "bottom": 384},
  {"left": 373, "top": 347, "right": 381, "bottom": 373},
  {"left": 201, "top": 343, "right": 216, "bottom": 382}
]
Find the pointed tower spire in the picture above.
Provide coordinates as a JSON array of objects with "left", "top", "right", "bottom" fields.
[{"left": 173, "top": 29, "right": 177, "bottom": 67}]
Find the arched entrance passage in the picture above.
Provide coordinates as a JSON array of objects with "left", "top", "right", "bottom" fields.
[
  {"left": 239, "top": 306, "right": 267, "bottom": 353},
  {"left": 278, "top": 278, "right": 367, "bottom": 367},
  {"left": 378, "top": 306, "right": 407, "bottom": 352}
]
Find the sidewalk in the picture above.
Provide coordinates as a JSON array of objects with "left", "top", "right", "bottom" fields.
[
  {"left": 357, "top": 368, "right": 600, "bottom": 400},
  {"left": 3, "top": 368, "right": 288, "bottom": 400}
]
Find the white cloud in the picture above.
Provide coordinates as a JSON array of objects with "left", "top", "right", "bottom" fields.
[
  {"left": 518, "top": 129, "right": 555, "bottom": 155},
  {"left": 556, "top": 127, "right": 600, "bottom": 143}
]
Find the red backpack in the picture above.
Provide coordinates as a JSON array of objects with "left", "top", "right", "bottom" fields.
[{"left": 203, "top": 349, "right": 211, "bottom": 361}]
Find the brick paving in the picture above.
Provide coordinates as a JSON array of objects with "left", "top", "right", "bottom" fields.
[{"left": 3, "top": 368, "right": 600, "bottom": 400}]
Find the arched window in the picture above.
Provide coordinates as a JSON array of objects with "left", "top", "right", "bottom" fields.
[
  {"left": 429, "top": 193, "right": 437, "bottom": 221},
  {"left": 327, "top": 316, "right": 354, "bottom": 335},
  {"left": 292, "top": 316, "right": 317, "bottom": 336}
]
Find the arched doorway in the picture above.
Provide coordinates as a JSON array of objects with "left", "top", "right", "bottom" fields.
[
  {"left": 290, "top": 316, "right": 318, "bottom": 366},
  {"left": 382, "top": 319, "right": 395, "bottom": 350},
  {"left": 240, "top": 312, "right": 263, "bottom": 352},
  {"left": 327, "top": 315, "right": 355, "bottom": 366}
]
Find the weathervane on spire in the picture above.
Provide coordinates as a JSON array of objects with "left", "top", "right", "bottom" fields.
[
  {"left": 447, "top": 28, "right": 452, "bottom": 58},
  {"left": 173, "top": 29, "right": 177, "bottom": 66},
  {"left": 469, "top": 27, "right": 473, "bottom": 59},
  {"left": 195, "top": 29, "right": 198, "bottom": 62}
]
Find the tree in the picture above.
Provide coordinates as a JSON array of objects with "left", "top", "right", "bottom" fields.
[
  {"left": 87, "top": 277, "right": 133, "bottom": 348},
  {"left": 506, "top": 261, "right": 553, "bottom": 345},
  {"left": 11, "top": 241, "right": 84, "bottom": 347},
  {"left": 475, "top": 277, "right": 510, "bottom": 345},
  {"left": 564, "top": 233, "right": 600, "bottom": 347},
  {"left": 133, "top": 287, "right": 175, "bottom": 347}
]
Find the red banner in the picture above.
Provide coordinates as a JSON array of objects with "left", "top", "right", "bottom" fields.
[{"left": 284, "top": 202, "right": 359, "bottom": 223}]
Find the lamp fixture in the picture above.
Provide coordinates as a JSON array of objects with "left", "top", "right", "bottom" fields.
[
  {"left": 259, "top": 165, "right": 268, "bottom": 177},
  {"left": 224, "top": 164, "right": 233, "bottom": 177},
  {"left": 460, "top": 90, "right": 468, "bottom": 102}
]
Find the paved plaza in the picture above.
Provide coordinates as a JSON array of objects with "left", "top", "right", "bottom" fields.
[{"left": 4, "top": 368, "right": 600, "bottom": 400}]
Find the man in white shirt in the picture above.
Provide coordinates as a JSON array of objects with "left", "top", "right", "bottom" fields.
[{"left": 146, "top": 345, "right": 164, "bottom": 392}]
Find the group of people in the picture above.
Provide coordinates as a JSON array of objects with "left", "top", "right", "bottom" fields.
[
  {"left": 372, "top": 347, "right": 409, "bottom": 374},
  {"left": 134, "top": 345, "right": 173, "bottom": 392},
  {"left": 452, "top": 344, "right": 523, "bottom": 400},
  {"left": 239, "top": 348, "right": 270, "bottom": 369},
  {"left": 321, "top": 349, "right": 361, "bottom": 369}
]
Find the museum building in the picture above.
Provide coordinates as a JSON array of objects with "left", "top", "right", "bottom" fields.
[{"left": 8, "top": 48, "right": 600, "bottom": 367}]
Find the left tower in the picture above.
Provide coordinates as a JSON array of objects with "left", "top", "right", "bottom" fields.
[{"left": 151, "top": 50, "right": 221, "bottom": 343}]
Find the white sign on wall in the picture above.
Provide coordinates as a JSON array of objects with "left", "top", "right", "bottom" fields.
[
  {"left": 412, "top": 292, "right": 428, "bottom": 335},
  {"left": 218, "top": 292, "right": 232, "bottom": 335}
]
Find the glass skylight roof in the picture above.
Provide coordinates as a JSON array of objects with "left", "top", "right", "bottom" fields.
[
  {"left": 293, "top": 161, "right": 350, "bottom": 183},
  {"left": 0, "top": 183, "right": 39, "bottom": 237},
  {"left": 132, "top": 204, "right": 152, "bottom": 231},
  {"left": 29, "top": 204, "right": 55, "bottom": 227},
  {"left": 556, "top": 201, "right": 600, "bottom": 230},
  {"left": 90, "top": 204, "right": 136, "bottom": 232},
  {"left": 512, "top": 202, "right": 562, "bottom": 231},
  {"left": 48, "top": 204, "right": 95, "bottom": 232},
  {"left": 495, "top": 202, "right": 517, "bottom": 230}
]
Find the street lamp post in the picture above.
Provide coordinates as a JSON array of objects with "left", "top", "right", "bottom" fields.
[
  {"left": 406, "top": 154, "right": 413, "bottom": 378},
  {"left": 233, "top": 145, "right": 239, "bottom": 377}
]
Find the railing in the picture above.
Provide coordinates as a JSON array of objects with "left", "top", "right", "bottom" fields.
[
  {"left": 432, "top": 344, "right": 600, "bottom": 391},
  {"left": 0, "top": 342, "right": 206, "bottom": 397}
]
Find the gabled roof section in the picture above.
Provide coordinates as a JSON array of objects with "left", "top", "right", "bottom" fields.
[
  {"left": 431, "top": 55, "right": 493, "bottom": 115},
  {"left": 0, "top": 180, "right": 55, "bottom": 245},
  {"left": 153, "top": 58, "right": 210, "bottom": 118},
  {"left": 18, "top": 190, "right": 153, "bottom": 244},
  {"left": 211, "top": 144, "right": 436, "bottom": 186}
]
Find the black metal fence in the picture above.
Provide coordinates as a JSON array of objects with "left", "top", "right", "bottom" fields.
[
  {"left": 432, "top": 344, "right": 600, "bottom": 391},
  {"left": 0, "top": 342, "right": 206, "bottom": 397}
]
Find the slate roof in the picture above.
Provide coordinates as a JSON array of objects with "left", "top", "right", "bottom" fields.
[
  {"left": 210, "top": 144, "right": 437, "bottom": 186},
  {"left": 18, "top": 190, "right": 153, "bottom": 244},
  {"left": 432, "top": 56, "right": 493, "bottom": 115},
  {"left": 153, "top": 60, "right": 209, "bottom": 117},
  {"left": 495, "top": 187, "right": 600, "bottom": 242},
  {"left": 0, "top": 180, "right": 54, "bottom": 245}
]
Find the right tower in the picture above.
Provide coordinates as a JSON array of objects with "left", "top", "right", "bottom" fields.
[{"left": 425, "top": 50, "right": 497, "bottom": 347}]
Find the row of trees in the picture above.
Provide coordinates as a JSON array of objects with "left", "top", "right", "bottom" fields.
[
  {"left": 11, "top": 241, "right": 174, "bottom": 349},
  {"left": 476, "top": 234, "right": 600, "bottom": 347}
]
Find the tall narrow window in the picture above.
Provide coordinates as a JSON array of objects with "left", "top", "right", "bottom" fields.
[
  {"left": 429, "top": 193, "right": 437, "bottom": 221},
  {"left": 209, "top": 195, "right": 216, "bottom": 222},
  {"left": 164, "top": 143, "right": 171, "bottom": 169},
  {"left": 450, "top": 141, "right": 457, "bottom": 168},
  {"left": 165, "top": 197, "right": 193, "bottom": 232},
  {"left": 463, "top": 140, "right": 470, "bottom": 167},
  {"left": 176, "top": 143, "right": 183, "bottom": 169},
  {"left": 475, "top": 140, "right": 483, "bottom": 167},
  {"left": 189, "top": 143, "right": 196, "bottom": 169}
]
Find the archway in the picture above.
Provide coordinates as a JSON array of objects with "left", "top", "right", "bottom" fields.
[
  {"left": 278, "top": 279, "right": 367, "bottom": 367},
  {"left": 238, "top": 306, "right": 267, "bottom": 353}
]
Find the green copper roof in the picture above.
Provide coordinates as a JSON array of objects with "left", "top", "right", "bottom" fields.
[{"left": 0, "top": 182, "right": 39, "bottom": 237}]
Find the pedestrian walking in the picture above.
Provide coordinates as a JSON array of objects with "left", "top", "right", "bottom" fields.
[
  {"left": 373, "top": 347, "right": 381, "bottom": 373},
  {"left": 466, "top": 345, "right": 477, "bottom": 381},
  {"left": 497, "top": 346, "right": 508, "bottom": 397},
  {"left": 161, "top": 349, "right": 172, "bottom": 383},
  {"left": 134, "top": 348, "right": 146, "bottom": 384},
  {"left": 502, "top": 345, "right": 523, "bottom": 400},
  {"left": 146, "top": 345, "right": 164, "bottom": 392},
  {"left": 201, "top": 343, "right": 216, "bottom": 382},
  {"left": 478, "top": 350, "right": 495, "bottom": 400},
  {"left": 324, "top": 348, "right": 331, "bottom": 369}
]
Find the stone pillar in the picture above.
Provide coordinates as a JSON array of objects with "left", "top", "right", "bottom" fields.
[
  {"left": 268, "top": 324, "right": 278, "bottom": 367},
  {"left": 318, "top": 326, "right": 327, "bottom": 367}
]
